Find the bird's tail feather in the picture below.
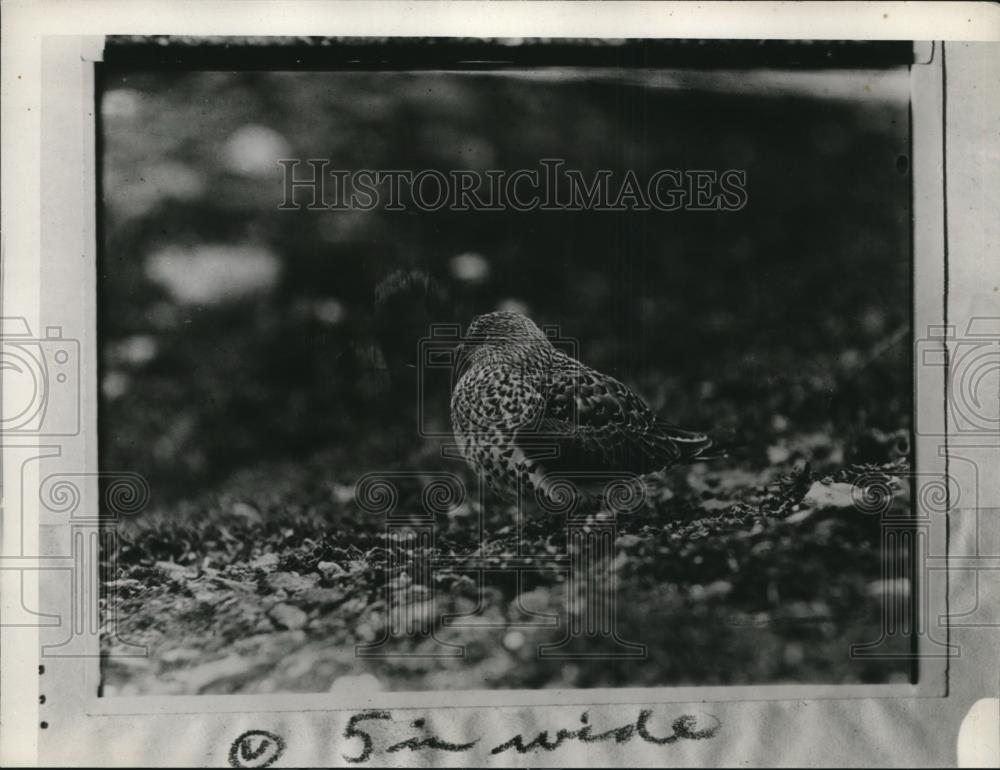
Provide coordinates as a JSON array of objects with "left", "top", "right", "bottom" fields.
[{"left": 653, "top": 422, "right": 723, "bottom": 462}]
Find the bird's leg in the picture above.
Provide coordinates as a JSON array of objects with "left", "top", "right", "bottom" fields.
[{"left": 540, "top": 492, "right": 645, "bottom": 660}]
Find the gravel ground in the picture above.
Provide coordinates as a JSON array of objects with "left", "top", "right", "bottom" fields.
[{"left": 103, "top": 430, "right": 914, "bottom": 694}]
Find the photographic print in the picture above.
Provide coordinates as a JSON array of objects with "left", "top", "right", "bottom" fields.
[
  {"left": 95, "top": 38, "right": 920, "bottom": 697},
  {"left": 5, "top": 3, "right": 1000, "bottom": 767},
  {"left": 92, "top": 40, "right": 913, "bottom": 695}
]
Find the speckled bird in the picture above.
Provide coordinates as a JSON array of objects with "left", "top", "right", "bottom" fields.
[{"left": 450, "top": 311, "right": 716, "bottom": 503}]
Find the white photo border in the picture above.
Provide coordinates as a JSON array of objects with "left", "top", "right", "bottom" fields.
[{"left": 3, "top": 3, "right": 999, "bottom": 767}]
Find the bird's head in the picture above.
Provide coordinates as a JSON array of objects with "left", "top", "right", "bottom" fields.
[
  {"left": 454, "top": 311, "right": 552, "bottom": 379},
  {"left": 466, "top": 311, "right": 548, "bottom": 343}
]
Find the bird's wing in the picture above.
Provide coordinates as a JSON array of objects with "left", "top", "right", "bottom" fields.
[{"left": 515, "top": 355, "right": 712, "bottom": 475}]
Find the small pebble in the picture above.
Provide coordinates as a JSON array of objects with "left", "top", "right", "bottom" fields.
[
  {"left": 267, "top": 603, "right": 308, "bottom": 631},
  {"left": 317, "top": 561, "right": 347, "bottom": 579}
]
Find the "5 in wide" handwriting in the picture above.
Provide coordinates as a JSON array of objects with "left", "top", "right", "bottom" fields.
[{"left": 342, "top": 708, "right": 721, "bottom": 763}]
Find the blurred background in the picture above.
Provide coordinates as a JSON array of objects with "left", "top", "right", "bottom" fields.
[
  {"left": 99, "top": 65, "right": 911, "bottom": 501},
  {"left": 100, "top": 57, "right": 915, "bottom": 694}
]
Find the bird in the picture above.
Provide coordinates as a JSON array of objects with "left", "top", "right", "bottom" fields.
[{"left": 450, "top": 311, "right": 717, "bottom": 508}]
